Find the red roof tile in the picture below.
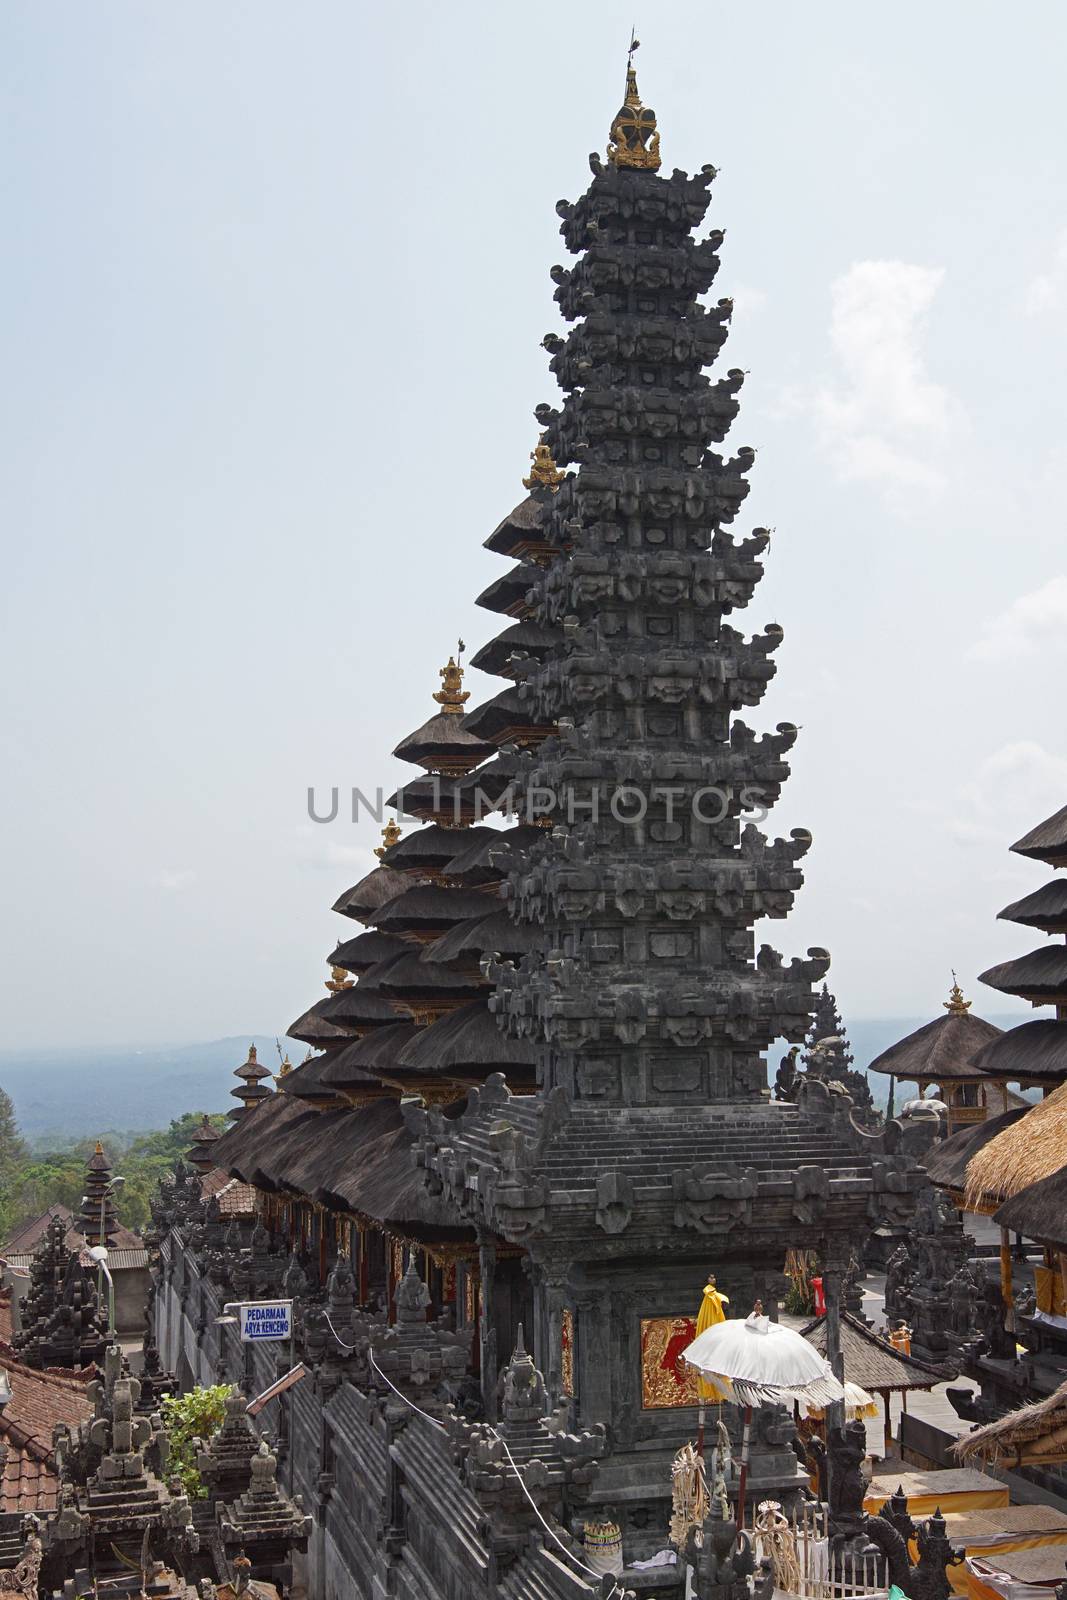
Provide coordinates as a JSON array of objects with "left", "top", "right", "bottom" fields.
[{"left": 0, "top": 1352, "right": 92, "bottom": 1513}]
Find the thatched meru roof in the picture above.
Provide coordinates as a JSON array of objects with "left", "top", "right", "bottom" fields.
[
  {"left": 924, "top": 1107, "right": 1029, "bottom": 1191},
  {"left": 1012, "top": 802, "right": 1067, "bottom": 868},
  {"left": 482, "top": 494, "right": 548, "bottom": 559},
  {"left": 964, "top": 1079, "right": 1067, "bottom": 1209},
  {"left": 994, "top": 1164, "right": 1067, "bottom": 1249},
  {"left": 469, "top": 621, "right": 558, "bottom": 679},
  {"left": 395, "top": 1002, "right": 538, "bottom": 1077},
  {"left": 327, "top": 930, "right": 410, "bottom": 975},
  {"left": 999, "top": 879, "right": 1067, "bottom": 935},
  {"left": 440, "top": 825, "right": 540, "bottom": 886},
  {"left": 954, "top": 1374, "right": 1067, "bottom": 1467},
  {"left": 801, "top": 1311, "right": 943, "bottom": 1393},
  {"left": 425, "top": 908, "right": 541, "bottom": 965},
  {"left": 332, "top": 866, "right": 410, "bottom": 923},
  {"left": 475, "top": 561, "right": 540, "bottom": 618},
  {"left": 971, "top": 1019, "right": 1067, "bottom": 1084},
  {"left": 379, "top": 823, "right": 496, "bottom": 874},
  {"left": 979, "top": 945, "right": 1067, "bottom": 1003},
  {"left": 867, "top": 1008, "right": 1003, "bottom": 1082}
]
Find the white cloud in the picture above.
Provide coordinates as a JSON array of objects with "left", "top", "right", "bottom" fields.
[
  {"left": 728, "top": 283, "right": 767, "bottom": 317},
  {"left": 969, "top": 574, "right": 1067, "bottom": 661},
  {"left": 155, "top": 868, "right": 194, "bottom": 891},
  {"left": 291, "top": 824, "right": 375, "bottom": 874},
  {"left": 801, "top": 260, "right": 955, "bottom": 492},
  {"left": 1026, "top": 229, "right": 1067, "bottom": 315},
  {"left": 950, "top": 741, "right": 1067, "bottom": 849}
]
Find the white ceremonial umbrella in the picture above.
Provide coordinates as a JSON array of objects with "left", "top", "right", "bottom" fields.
[{"left": 681, "top": 1309, "right": 845, "bottom": 1525}]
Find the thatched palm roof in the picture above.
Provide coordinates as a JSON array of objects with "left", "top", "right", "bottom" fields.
[
  {"left": 425, "top": 909, "right": 541, "bottom": 965},
  {"left": 441, "top": 825, "right": 540, "bottom": 886},
  {"left": 332, "top": 866, "right": 409, "bottom": 923},
  {"left": 469, "top": 621, "right": 558, "bottom": 679},
  {"left": 801, "top": 1310, "right": 943, "bottom": 1393},
  {"left": 979, "top": 945, "right": 1067, "bottom": 1003},
  {"left": 964, "top": 1078, "right": 1067, "bottom": 1208},
  {"left": 378, "top": 822, "right": 496, "bottom": 874},
  {"left": 867, "top": 1009, "right": 1003, "bottom": 1082},
  {"left": 327, "top": 930, "right": 409, "bottom": 975},
  {"left": 395, "top": 1001, "right": 538, "bottom": 1077},
  {"left": 993, "top": 1163, "right": 1067, "bottom": 1249},
  {"left": 482, "top": 495, "right": 548, "bottom": 559},
  {"left": 1012, "top": 803, "right": 1067, "bottom": 868},
  {"left": 970, "top": 1019, "right": 1067, "bottom": 1084},
  {"left": 998, "top": 880, "right": 1067, "bottom": 935},
  {"left": 475, "top": 561, "right": 539, "bottom": 617},
  {"left": 392, "top": 710, "right": 495, "bottom": 773},
  {"left": 924, "top": 1107, "right": 1028, "bottom": 1191},
  {"left": 954, "top": 1374, "right": 1067, "bottom": 1467}
]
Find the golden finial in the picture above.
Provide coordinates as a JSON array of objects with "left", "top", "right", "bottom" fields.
[
  {"left": 275, "top": 1053, "right": 292, "bottom": 1084},
  {"left": 326, "top": 965, "right": 354, "bottom": 993},
  {"left": 607, "top": 36, "right": 661, "bottom": 172},
  {"left": 94, "top": 1141, "right": 104, "bottom": 1156},
  {"left": 944, "top": 972, "right": 972, "bottom": 1016},
  {"left": 247, "top": 1043, "right": 257, "bottom": 1063},
  {"left": 432, "top": 649, "right": 470, "bottom": 715},
  {"left": 374, "top": 817, "right": 402, "bottom": 859},
  {"left": 523, "top": 436, "right": 565, "bottom": 492}
]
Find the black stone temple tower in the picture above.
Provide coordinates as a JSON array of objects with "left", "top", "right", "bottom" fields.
[{"left": 420, "top": 59, "right": 919, "bottom": 1546}]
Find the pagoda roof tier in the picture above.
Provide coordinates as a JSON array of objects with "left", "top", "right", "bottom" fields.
[
  {"left": 980, "top": 945, "right": 1067, "bottom": 1003},
  {"left": 326, "top": 929, "right": 410, "bottom": 975},
  {"left": 531, "top": 720, "right": 797, "bottom": 798},
  {"left": 800, "top": 1310, "right": 944, "bottom": 1393},
  {"left": 527, "top": 631, "right": 782, "bottom": 722},
  {"left": 373, "top": 883, "right": 502, "bottom": 938},
  {"left": 396, "top": 1002, "right": 537, "bottom": 1082},
  {"left": 556, "top": 161, "right": 717, "bottom": 253},
  {"left": 537, "top": 540, "right": 771, "bottom": 615},
  {"left": 505, "top": 832, "right": 813, "bottom": 930},
  {"left": 475, "top": 563, "right": 541, "bottom": 618},
  {"left": 924, "top": 1107, "right": 1029, "bottom": 1193},
  {"left": 545, "top": 309, "right": 732, "bottom": 396},
  {"left": 416, "top": 1082, "right": 920, "bottom": 1255},
  {"left": 219, "top": 1094, "right": 474, "bottom": 1238},
  {"left": 274, "top": 1053, "right": 349, "bottom": 1107},
  {"left": 424, "top": 908, "right": 542, "bottom": 965},
  {"left": 315, "top": 986, "right": 404, "bottom": 1029},
  {"left": 483, "top": 496, "right": 554, "bottom": 561},
  {"left": 392, "top": 712, "right": 496, "bottom": 775},
  {"left": 371, "top": 951, "right": 488, "bottom": 1009},
  {"left": 379, "top": 822, "right": 497, "bottom": 875},
  {"left": 534, "top": 457, "right": 754, "bottom": 530},
  {"left": 351, "top": 951, "right": 412, "bottom": 992},
  {"left": 549, "top": 237, "right": 725, "bottom": 320},
  {"left": 469, "top": 622, "right": 560, "bottom": 680},
  {"left": 868, "top": 1006, "right": 1004, "bottom": 1083},
  {"left": 970, "top": 1019, "right": 1067, "bottom": 1083},
  {"left": 332, "top": 865, "right": 410, "bottom": 923},
  {"left": 462, "top": 687, "right": 554, "bottom": 747},
  {"left": 385, "top": 773, "right": 509, "bottom": 826},
  {"left": 1012, "top": 803, "right": 1067, "bottom": 867},
  {"left": 490, "top": 951, "right": 831, "bottom": 1053},
  {"left": 998, "top": 879, "right": 1067, "bottom": 933},
  {"left": 994, "top": 1165, "right": 1067, "bottom": 1251},
  {"left": 440, "top": 824, "right": 542, "bottom": 886},
  {"left": 318, "top": 1023, "right": 423, "bottom": 1094},
  {"left": 285, "top": 1000, "right": 358, "bottom": 1046}
]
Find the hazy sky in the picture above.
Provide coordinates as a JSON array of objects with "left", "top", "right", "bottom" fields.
[{"left": 3, "top": 2, "right": 1065, "bottom": 1050}]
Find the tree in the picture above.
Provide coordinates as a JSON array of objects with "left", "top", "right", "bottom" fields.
[
  {"left": 160, "top": 1384, "right": 234, "bottom": 1497},
  {"left": 0, "top": 1087, "right": 30, "bottom": 1240}
]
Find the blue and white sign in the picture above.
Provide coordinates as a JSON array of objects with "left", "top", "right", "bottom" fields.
[{"left": 237, "top": 1300, "right": 293, "bottom": 1343}]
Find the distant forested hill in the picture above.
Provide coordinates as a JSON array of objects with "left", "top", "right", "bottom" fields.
[
  {"left": 0, "top": 1018, "right": 1031, "bottom": 1140},
  {"left": 0, "top": 1037, "right": 285, "bottom": 1141}
]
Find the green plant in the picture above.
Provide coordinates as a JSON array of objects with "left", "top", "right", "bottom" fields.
[{"left": 161, "top": 1383, "right": 234, "bottom": 1498}]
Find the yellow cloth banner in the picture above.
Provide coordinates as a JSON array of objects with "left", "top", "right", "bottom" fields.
[
  {"left": 695, "top": 1285, "right": 731, "bottom": 1403},
  {"left": 940, "top": 1535, "right": 1067, "bottom": 1600},
  {"left": 1035, "top": 1265, "right": 1066, "bottom": 1317},
  {"left": 864, "top": 1488, "right": 1010, "bottom": 1516}
]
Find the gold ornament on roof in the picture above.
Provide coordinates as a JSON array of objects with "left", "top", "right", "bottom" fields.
[
  {"left": 275, "top": 1053, "right": 293, "bottom": 1084},
  {"left": 247, "top": 1044, "right": 258, "bottom": 1063},
  {"left": 374, "top": 817, "right": 402, "bottom": 859},
  {"left": 944, "top": 973, "right": 972, "bottom": 1016},
  {"left": 326, "top": 965, "right": 354, "bottom": 993},
  {"left": 523, "top": 437, "right": 565, "bottom": 492},
  {"left": 607, "top": 39, "right": 661, "bottom": 172},
  {"left": 433, "top": 652, "right": 470, "bottom": 715}
]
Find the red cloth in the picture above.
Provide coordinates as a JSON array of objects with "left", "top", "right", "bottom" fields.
[{"left": 812, "top": 1276, "right": 826, "bottom": 1316}]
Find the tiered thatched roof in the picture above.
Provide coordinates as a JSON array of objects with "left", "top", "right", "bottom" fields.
[
  {"left": 963, "top": 1078, "right": 1067, "bottom": 1209},
  {"left": 954, "top": 1374, "right": 1067, "bottom": 1467},
  {"left": 994, "top": 1164, "right": 1067, "bottom": 1250}
]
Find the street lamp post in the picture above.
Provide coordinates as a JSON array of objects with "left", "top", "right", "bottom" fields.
[{"left": 82, "top": 1174, "right": 124, "bottom": 1344}]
